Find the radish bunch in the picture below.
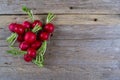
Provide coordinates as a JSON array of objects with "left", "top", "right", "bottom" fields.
[{"left": 6, "top": 6, "right": 55, "bottom": 67}]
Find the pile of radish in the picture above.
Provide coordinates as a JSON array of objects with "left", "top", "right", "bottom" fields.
[{"left": 6, "top": 6, "right": 55, "bottom": 67}]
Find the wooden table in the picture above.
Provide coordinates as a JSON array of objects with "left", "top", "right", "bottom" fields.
[{"left": 0, "top": 0, "right": 120, "bottom": 80}]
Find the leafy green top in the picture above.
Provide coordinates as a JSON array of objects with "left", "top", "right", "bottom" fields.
[{"left": 22, "top": 6, "right": 34, "bottom": 21}]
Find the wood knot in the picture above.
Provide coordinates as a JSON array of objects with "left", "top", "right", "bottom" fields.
[{"left": 94, "top": 18, "right": 98, "bottom": 22}]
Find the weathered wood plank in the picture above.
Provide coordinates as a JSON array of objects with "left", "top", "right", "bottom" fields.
[
  {"left": 0, "top": 44, "right": 120, "bottom": 80},
  {"left": 0, "top": 45, "right": 120, "bottom": 80},
  {"left": 0, "top": 15, "right": 119, "bottom": 26},
  {"left": 0, "top": 0, "right": 120, "bottom": 14},
  {"left": 0, "top": 39, "right": 116, "bottom": 47},
  {"left": 1, "top": 65, "right": 120, "bottom": 80},
  {"left": 1, "top": 25, "right": 120, "bottom": 40},
  {"left": 0, "top": 66, "right": 89, "bottom": 80},
  {"left": 0, "top": 39, "right": 120, "bottom": 66},
  {"left": 2, "top": 38, "right": 120, "bottom": 47},
  {"left": 0, "top": 15, "right": 120, "bottom": 40}
]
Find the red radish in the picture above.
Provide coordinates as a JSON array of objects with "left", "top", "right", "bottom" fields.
[
  {"left": 24, "top": 54, "right": 33, "bottom": 62},
  {"left": 24, "top": 31, "right": 36, "bottom": 44},
  {"left": 39, "top": 32, "right": 49, "bottom": 41},
  {"left": 14, "top": 24, "right": 25, "bottom": 34},
  {"left": 32, "top": 20, "right": 42, "bottom": 28},
  {"left": 44, "top": 23, "right": 54, "bottom": 33},
  {"left": 16, "top": 24, "right": 25, "bottom": 29},
  {"left": 31, "top": 40, "right": 42, "bottom": 50},
  {"left": 23, "top": 21, "right": 31, "bottom": 29},
  {"left": 27, "top": 48, "right": 36, "bottom": 58},
  {"left": 17, "top": 34, "right": 24, "bottom": 42},
  {"left": 37, "top": 30, "right": 43, "bottom": 39},
  {"left": 19, "top": 41, "right": 30, "bottom": 51},
  {"left": 9, "top": 23, "right": 17, "bottom": 32}
]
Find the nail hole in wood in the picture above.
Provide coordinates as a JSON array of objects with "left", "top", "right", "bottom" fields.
[
  {"left": 69, "top": 7, "right": 73, "bottom": 9},
  {"left": 4, "top": 62, "right": 8, "bottom": 64},
  {"left": 94, "top": 18, "right": 98, "bottom": 22},
  {"left": 4, "top": 62, "right": 11, "bottom": 65},
  {"left": 51, "top": 34, "right": 53, "bottom": 37}
]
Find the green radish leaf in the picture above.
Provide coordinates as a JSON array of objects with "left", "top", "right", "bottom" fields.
[
  {"left": 32, "top": 25, "right": 42, "bottom": 33},
  {"left": 46, "top": 13, "right": 55, "bottom": 23},
  {"left": 7, "top": 50, "right": 17, "bottom": 55},
  {"left": 6, "top": 33, "right": 17, "bottom": 46},
  {"left": 22, "top": 6, "right": 34, "bottom": 21},
  {"left": 7, "top": 50, "right": 14, "bottom": 54},
  {"left": 33, "top": 41, "right": 47, "bottom": 67},
  {"left": 22, "top": 6, "right": 30, "bottom": 12},
  {"left": 32, "top": 60, "right": 43, "bottom": 67},
  {"left": 7, "top": 47, "right": 27, "bottom": 56}
]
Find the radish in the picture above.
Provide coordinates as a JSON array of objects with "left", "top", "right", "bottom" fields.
[
  {"left": 37, "top": 30, "right": 42, "bottom": 39},
  {"left": 9, "top": 23, "right": 17, "bottom": 32},
  {"left": 19, "top": 41, "right": 30, "bottom": 51},
  {"left": 17, "top": 34, "right": 24, "bottom": 42},
  {"left": 27, "top": 48, "right": 36, "bottom": 58},
  {"left": 24, "top": 54, "right": 33, "bottom": 62},
  {"left": 39, "top": 32, "right": 49, "bottom": 41},
  {"left": 6, "top": 6, "right": 56, "bottom": 67},
  {"left": 31, "top": 40, "right": 42, "bottom": 50},
  {"left": 14, "top": 24, "right": 25, "bottom": 34},
  {"left": 44, "top": 23, "right": 54, "bottom": 33},
  {"left": 24, "top": 31, "right": 36, "bottom": 44},
  {"left": 32, "top": 20, "right": 42, "bottom": 28},
  {"left": 23, "top": 21, "right": 31, "bottom": 29}
]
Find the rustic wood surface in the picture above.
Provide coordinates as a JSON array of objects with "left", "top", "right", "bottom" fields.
[{"left": 0, "top": 0, "right": 120, "bottom": 80}]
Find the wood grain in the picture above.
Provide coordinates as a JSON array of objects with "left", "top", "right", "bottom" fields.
[
  {"left": 0, "top": 0, "right": 120, "bottom": 14},
  {"left": 0, "top": 0, "right": 120, "bottom": 80}
]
